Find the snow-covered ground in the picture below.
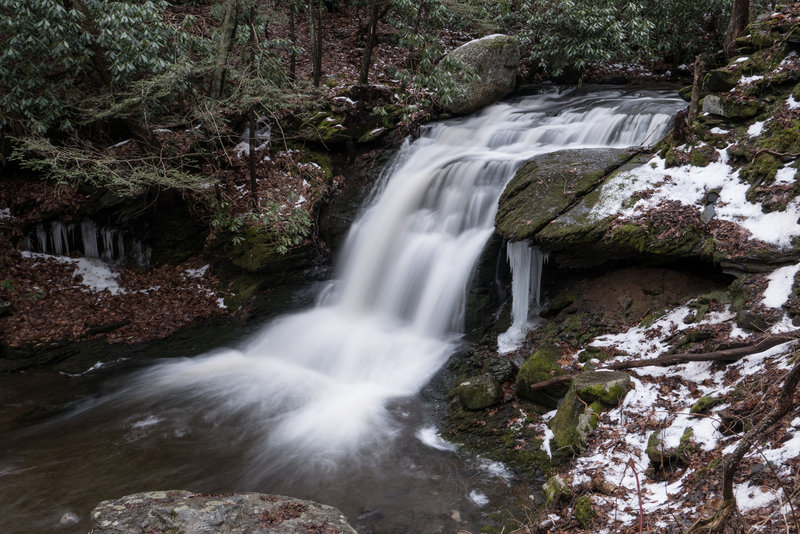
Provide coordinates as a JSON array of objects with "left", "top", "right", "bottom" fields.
[{"left": 537, "top": 263, "right": 800, "bottom": 531}]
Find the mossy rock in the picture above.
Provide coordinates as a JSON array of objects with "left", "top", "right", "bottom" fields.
[
  {"left": 690, "top": 395, "right": 720, "bottom": 414},
  {"left": 702, "top": 94, "right": 760, "bottom": 120},
  {"left": 434, "top": 34, "right": 519, "bottom": 115},
  {"left": 549, "top": 387, "right": 601, "bottom": 459},
  {"left": 573, "top": 495, "right": 595, "bottom": 529},
  {"left": 646, "top": 427, "right": 696, "bottom": 467},
  {"left": 703, "top": 69, "right": 738, "bottom": 93},
  {"left": 577, "top": 346, "right": 607, "bottom": 363},
  {"left": 573, "top": 371, "right": 631, "bottom": 407},
  {"left": 516, "top": 344, "right": 569, "bottom": 408},
  {"left": 541, "top": 294, "right": 576, "bottom": 317},
  {"left": 495, "top": 149, "right": 631, "bottom": 242},
  {"left": 206, "top": 225, "right": 313, "bottom": 275},
  {"left": 543, "top": 475, "right": 571, "bottom": 506},
  {"left": 453, "top": 373, "right": 504, "bottom": 410},
  {"left": 689, "top": 145, "right": 719, "bottom": 167}
]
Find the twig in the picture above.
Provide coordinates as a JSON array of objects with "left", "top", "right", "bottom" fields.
[{"left": 616, "top": 458, "right": 645, "bottom": 534}]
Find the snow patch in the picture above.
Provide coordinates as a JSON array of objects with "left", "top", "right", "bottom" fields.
[
  {"left": 184, "top": 265, "right": 210, "bottom": 278},
  {"left": 762, "top": 263, "right": 800, "bottom": 308},
  {"left": 747, "top": 121, "right": 765, "bottom": 136},
  {"left": 734, "top": 482, "right": 777, "bottom": 512},
  {"left": 21, "top": 252, "right": 125, "bottom": 295}
]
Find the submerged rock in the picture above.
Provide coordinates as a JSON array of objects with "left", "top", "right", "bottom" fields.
[
  {"left": 89, "top": 491, "right": 357, "bottom": 534},
  {"left": 435, "top": 34, "right": 519, "bottom": 115}
]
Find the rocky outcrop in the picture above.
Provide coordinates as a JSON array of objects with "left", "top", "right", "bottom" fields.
[
  {"left": 89, "top": 491, "right": 357, "bottom": 534},
  {"left": 435, "top": 34, "right": 519, "bottom": 115},
  {"left": 495, "top": 148, "right": 631, "bottom": 242}
]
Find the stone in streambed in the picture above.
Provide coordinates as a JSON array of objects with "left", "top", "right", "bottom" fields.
[
  {"left": 454, "top": 373, "right": 504, "bottom": 410},
  {"left": 88, "top": 490, "right": 357, "bottom": 534}
]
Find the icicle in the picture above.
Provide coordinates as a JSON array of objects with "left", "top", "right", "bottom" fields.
[
  {"left": 36, "top": 224, "right": 48, "bottom": 254},
  {"left": 497, "top": 241, "right": 547, "bottom": 354},
  {"left": 81, "top": 220, "right": 99, "bottom": 258}
]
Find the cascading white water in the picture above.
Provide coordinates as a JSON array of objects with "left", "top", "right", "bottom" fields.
[
  {"left": 123, "top": 87, "right": 684, "bottom": 478},
  {"left": 497, "top": 241, "right": 546, "bottom": 354}
]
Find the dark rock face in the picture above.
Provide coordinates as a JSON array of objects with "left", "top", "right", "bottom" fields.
[
  {"left": 89, "top": 491, "right": 357, "bottom": 534},
  {"left": 435, "top": 34, "right": 520, "bottom": 115}
]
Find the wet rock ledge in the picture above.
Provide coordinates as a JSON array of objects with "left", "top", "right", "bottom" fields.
[{"left": 89, "top": 490, "right": 357, "bottom": 534}]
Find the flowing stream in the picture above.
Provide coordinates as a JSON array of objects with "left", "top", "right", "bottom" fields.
[{"left": 0, "top": 87, "right": 684, "bottom": 534}]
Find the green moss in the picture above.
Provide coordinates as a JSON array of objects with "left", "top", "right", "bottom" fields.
[
  {"left": 690, "top": 395, "right": 720, "bottom": 414},
  {"left": 607, "top": 223, "right": 648, "bottom": 253},
  {"left": 574, "top": 496, "right": 595, "bottom": 529},
  {"left": 689, "top": 145, "right": 718, "bottom": 167},
  {"left": 516, "top": 344, "right": 569, "bottom": 408},
  {"left": 740, "top": 153, "right": 782, "bottom": 201},
  {"left": 543, "top": 475, "right": 572, "bottom": 505},
  {"left": 578, "top": 346, "right": 606, "bottom": 363},
  {"left": 495, "top": 148, "right": 630, "bottom": 241},
  {"left": 453, "top": 373, "right": 503, "bottom": 410},
  {"left": 646, "top": 431, "right": 663, "bottom": 464},
  {"left": 573, "top": 371, "right": 631, "bottom": 407},
  {"left": 549, "top": 389, "right": 585, "bottom": 459}
]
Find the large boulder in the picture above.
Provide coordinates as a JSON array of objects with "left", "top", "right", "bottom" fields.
[
  {"left": 495, "top": 148, "right": 632, "bottom": 242},
  {"left": 88, "top": 491, "right": 357, "bottom": 534},
  {"left": 435, "top": 34, "right": 519, "bottom": 115}
]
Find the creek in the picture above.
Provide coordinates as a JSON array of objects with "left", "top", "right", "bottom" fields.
[{"left": 0, "top": 86, "right": 683, "bottom": 534}]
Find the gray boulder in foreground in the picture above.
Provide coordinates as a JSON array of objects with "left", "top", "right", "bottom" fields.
[
  {"left": 89, "top": 490, "right": 357, "bottom": 534},
  {"left": 436, "top": 34, "right": 519, "bottom": 114}
]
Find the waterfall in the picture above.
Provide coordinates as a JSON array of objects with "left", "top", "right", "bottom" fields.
[
  {"left": 121, "top": 87, "right": 684, "bottom": 479},
  {"left": 497, "top": 241, "right": 546, "bottom": 353}
]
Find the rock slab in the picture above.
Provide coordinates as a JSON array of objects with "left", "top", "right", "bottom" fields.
[{"left": 89, "top": 490, "right": 357, "bottom": 534}]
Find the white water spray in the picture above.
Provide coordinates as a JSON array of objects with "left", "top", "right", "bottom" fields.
[{"left": 126, "top": 87, "right": 683, "bottom": 478}]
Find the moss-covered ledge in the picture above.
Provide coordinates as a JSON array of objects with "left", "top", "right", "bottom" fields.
[{"left": 495, "top": 148, "right": 634, "bottom": 242}]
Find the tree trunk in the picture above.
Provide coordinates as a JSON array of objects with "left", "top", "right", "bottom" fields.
[
  {"left": 358, "top": 0, "right": 379, "bottom": 85},
  {"left": 308, "top": 0, "right": 321, "bottom": 86},
  {"left": 211, "top": 0, "right": 241, "bottom": 99},
  {"left": 724, "top": 0, "right": 750, "bottom": 57},
  {"left": 289, "top": 3, "right": 297, "bottom": 80},
  {"left": 688, "top": 56, "right": 705, "bottom": 124}
]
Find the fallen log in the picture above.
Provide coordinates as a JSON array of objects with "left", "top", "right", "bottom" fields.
[{"left": 520, "top": 332, "right": 798, "bottom": 393}]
